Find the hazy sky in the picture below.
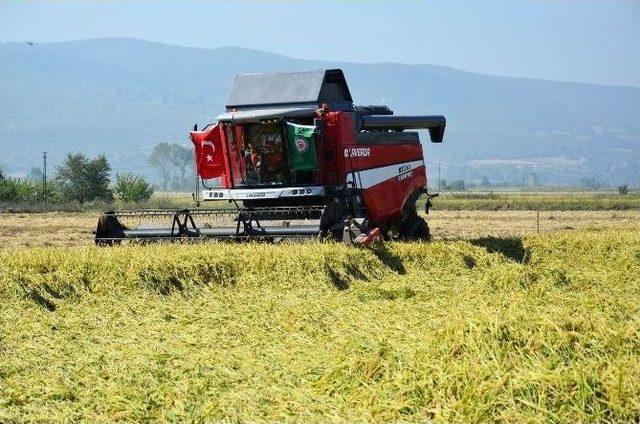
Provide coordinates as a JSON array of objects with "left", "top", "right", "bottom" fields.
[{"left": 2, "top": 0, "right": 639, "bottom": 87}]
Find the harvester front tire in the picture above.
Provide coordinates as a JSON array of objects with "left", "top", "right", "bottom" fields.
[
  {"left": 319, "top": 201, "right": 346, "bottom": 241},
  {"left": 399, "top": 215, "right": 431, "bottom": 241}
]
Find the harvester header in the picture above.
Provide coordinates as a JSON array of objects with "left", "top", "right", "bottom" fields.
[{"left": 96, "top": 69, "right": 446, "bottom": 244}]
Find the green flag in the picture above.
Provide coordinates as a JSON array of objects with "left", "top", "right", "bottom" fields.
[{"left": 285, "top": 122, "right": 318, "bottom": 171}]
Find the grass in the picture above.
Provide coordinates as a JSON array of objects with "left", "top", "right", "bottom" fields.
[
  {"left": 1, "top": 228, "right": 639, "bottom": 422},
  {"left": 3, "top": 191, "right": 639, "bottom": 214},
  {"left": 0, "top": 192, "right": 196, "bottom": 213},
  {"left": 423, "top": 191, "right": 640, "bottom": 211}
]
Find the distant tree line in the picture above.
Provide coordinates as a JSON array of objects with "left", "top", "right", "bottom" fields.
[
  {"left": 1, "top": 141, "right": 196, "bottom": 205},
  {"left": 439, "top": 179, "right": 468, "bottom": 191},
  {"left": 1, "top": 153, "right": 154, "bottom": 204},
  {"left": 578, "top": 177, "right": 607, "bottom": 190},
  {"left": 434, "top": 173, "right": 632, "bottom": 193}
]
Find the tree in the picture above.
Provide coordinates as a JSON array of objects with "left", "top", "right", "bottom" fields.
[
  {"left": 448, "top": 179, "right": 466, "bottom": 191},
  {"left": 618, "top": 184, "right": 629, "bottom": 196},
  {"left": 579, "top": 177, "right": 601, "bottom": 190},
  {"left": 170, "top": 144, "right": 194, "bottom": 189},
  {"left": 27, "top": 167, "right": 43, "bottom": 184},
  {"left": 55, "top": 153, "right": 112, "bottom": 202},
  {"left": 148, "top": 143, "right": 195, "bottom": 191},
  {"left": 113, "top": 173, "right": 154, "bottom": 202},
  {"left": 0, "top": 168, "right": 39, "bottom": 202},
  {"left": 0, "top": 176, "right": 37, "bottom": 202},
  {"left": 148, "top": 143, "right": 174, "bottom": 191},
  {"left": 481, "top": 176, "right": 491, "bottom": 187},
  {"left": 531, "top": 172, "right": 539, "bottom": 187}
]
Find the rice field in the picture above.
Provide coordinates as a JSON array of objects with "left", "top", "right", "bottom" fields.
[
  {"left": 1, "top": 228, "right": 639, "bottom": 422},
  {"left": 1, "top": 193, "right": 638, "bottom": 421}
]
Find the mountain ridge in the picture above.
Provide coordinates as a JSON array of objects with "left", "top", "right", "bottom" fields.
[
  {"left": 2, "top": 38, "right": 638, "bottom": 185},
  {"left": 7, "top": 37, "right": 639, "bottom": 89}
]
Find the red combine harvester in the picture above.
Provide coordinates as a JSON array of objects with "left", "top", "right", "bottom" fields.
[{"left": 95, "top": 69, "right": 445, "bottom": 244}]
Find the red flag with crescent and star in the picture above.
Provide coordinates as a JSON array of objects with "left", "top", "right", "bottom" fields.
[{"left": 190, "top": 124, "right": 225, "bottom": 179}]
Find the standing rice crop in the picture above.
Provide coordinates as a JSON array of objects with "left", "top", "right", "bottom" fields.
[{"left": 1, "top": 229, "right": 638, "bottom": 422}]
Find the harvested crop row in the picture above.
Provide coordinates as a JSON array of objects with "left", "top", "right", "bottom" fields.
[{"left": 1, "top": 229, "right": 639, "bottom": 422}]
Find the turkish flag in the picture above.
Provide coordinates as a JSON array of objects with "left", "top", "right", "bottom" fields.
[{"left": 191, "top": 124, "right": 225, "bottom": 179}]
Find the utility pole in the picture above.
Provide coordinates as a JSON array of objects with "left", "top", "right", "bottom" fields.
[
  {"left": 193, "top": 175, "right": 201, "bottom": 207},
  {"left": 42, "top": 151, "right": 47, "bottom": 208}
]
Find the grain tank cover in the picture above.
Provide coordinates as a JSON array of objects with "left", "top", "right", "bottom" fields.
[{"left": 226, "top": 69, "right": 353, "bottom": 110}]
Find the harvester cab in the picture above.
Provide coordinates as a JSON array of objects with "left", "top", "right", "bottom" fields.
[{"left": 95, "top": 69, "right": 445, "bottom": 244}]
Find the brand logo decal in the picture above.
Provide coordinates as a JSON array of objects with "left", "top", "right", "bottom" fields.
[
  {"left": 295, "top": 138, "right": 308, "bottom": 153},
  {"left": 398, "top": 171, "right": 413, "bottom": 181},
  {"left": 344, "top": 147, "right": 371, "bottom": 158},
  {"left": 246, "top": 192, "right": 266, "bottom": 198}
]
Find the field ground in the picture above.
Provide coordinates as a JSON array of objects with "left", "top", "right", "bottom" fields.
[
  {"left": 0, "top": 209, "right": 638, "bottom": 248},
  {"left": 1, "top": 229, "right": 638, "bottom": 422}
]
